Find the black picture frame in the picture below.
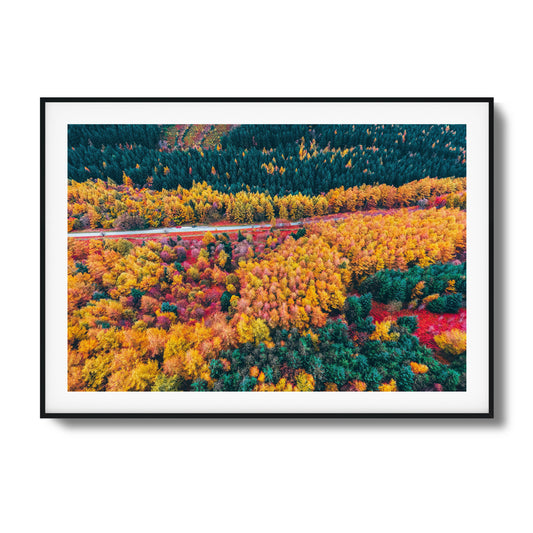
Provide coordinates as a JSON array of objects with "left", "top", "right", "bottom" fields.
[{"left": 41, "top": 97, "right": 494, "bottom": 418}]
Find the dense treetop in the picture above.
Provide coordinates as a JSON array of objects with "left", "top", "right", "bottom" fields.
[
  {"left": 68, "top": 124, "right": 466, "bottom": 195},
  {"left": 66, "top": 123, "right": 467, "bottom": 393},
  {"left": 68, "top": 208, "right": 467, "bottom": 392},
  {"left": 67, "top": 176, "right": 466, "bottom": 230},
  {"left": 69, "top": 124, "right": 162, "bottom": 149}
]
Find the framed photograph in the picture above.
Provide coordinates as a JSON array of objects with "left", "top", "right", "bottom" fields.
[{"left": 41, "top": 97, "right": 493, "bottom": 418}]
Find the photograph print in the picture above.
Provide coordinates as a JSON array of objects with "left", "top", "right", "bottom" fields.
[{"left": 42, "top": 99, "right": 492, "bottom": 416}]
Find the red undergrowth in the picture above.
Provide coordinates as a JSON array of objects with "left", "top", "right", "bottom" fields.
[{"left": 370, "top": 301, "right": 466, "bottom": 361}]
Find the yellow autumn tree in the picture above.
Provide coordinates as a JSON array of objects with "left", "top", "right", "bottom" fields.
[{"left": 434, "top": 329, "right": 466, "bottom": 356}]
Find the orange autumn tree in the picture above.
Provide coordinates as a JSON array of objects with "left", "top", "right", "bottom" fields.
[
  {"left": 310, "top": 208, "right": 466, "bottom": 281},
  {"left": 231, "top": 233, "right": 347, "bottom": 334},
  {"left": 162, "top": 321, "right": 227, "bottom": 388}
]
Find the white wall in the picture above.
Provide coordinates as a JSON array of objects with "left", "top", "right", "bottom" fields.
[{"left": 0, "top": 1, "right": 528, "bottom": 531}]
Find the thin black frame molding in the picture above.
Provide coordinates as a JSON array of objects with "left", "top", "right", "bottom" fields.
[{"left": 41, "top": 97, "right": 494, "bottom": 419}]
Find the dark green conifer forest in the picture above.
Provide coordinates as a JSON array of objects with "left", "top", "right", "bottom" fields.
[{"left": 68, "top": 124, "right": 465, "bottom": 194}]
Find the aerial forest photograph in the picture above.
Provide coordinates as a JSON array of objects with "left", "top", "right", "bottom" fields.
[{"left": 67, "top": 123, "right": 467, "bottom": 393}]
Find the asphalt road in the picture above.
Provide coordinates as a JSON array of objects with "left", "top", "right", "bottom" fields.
[
  {"left": 67, "top": 220, "right": 305, "bottom": 238},
  {"left": 66, "top": 211, "right": 382, "bottom": 239}
]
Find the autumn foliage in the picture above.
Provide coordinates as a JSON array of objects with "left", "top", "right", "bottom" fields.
[
  {"left": 67, "top": 123, "right": 467, "bottom": 393},
  {"left": 67, "top": 176, "right": 466, "bottom": 231},
  {"left": 310, "top": 208, "right": 466, "bottom": 280},
  {"left": 434, "top": 329, "right": 467, "bottom": 357},
  {"left": 68, "top": 205, "right": 467, "bottom": 392}
]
